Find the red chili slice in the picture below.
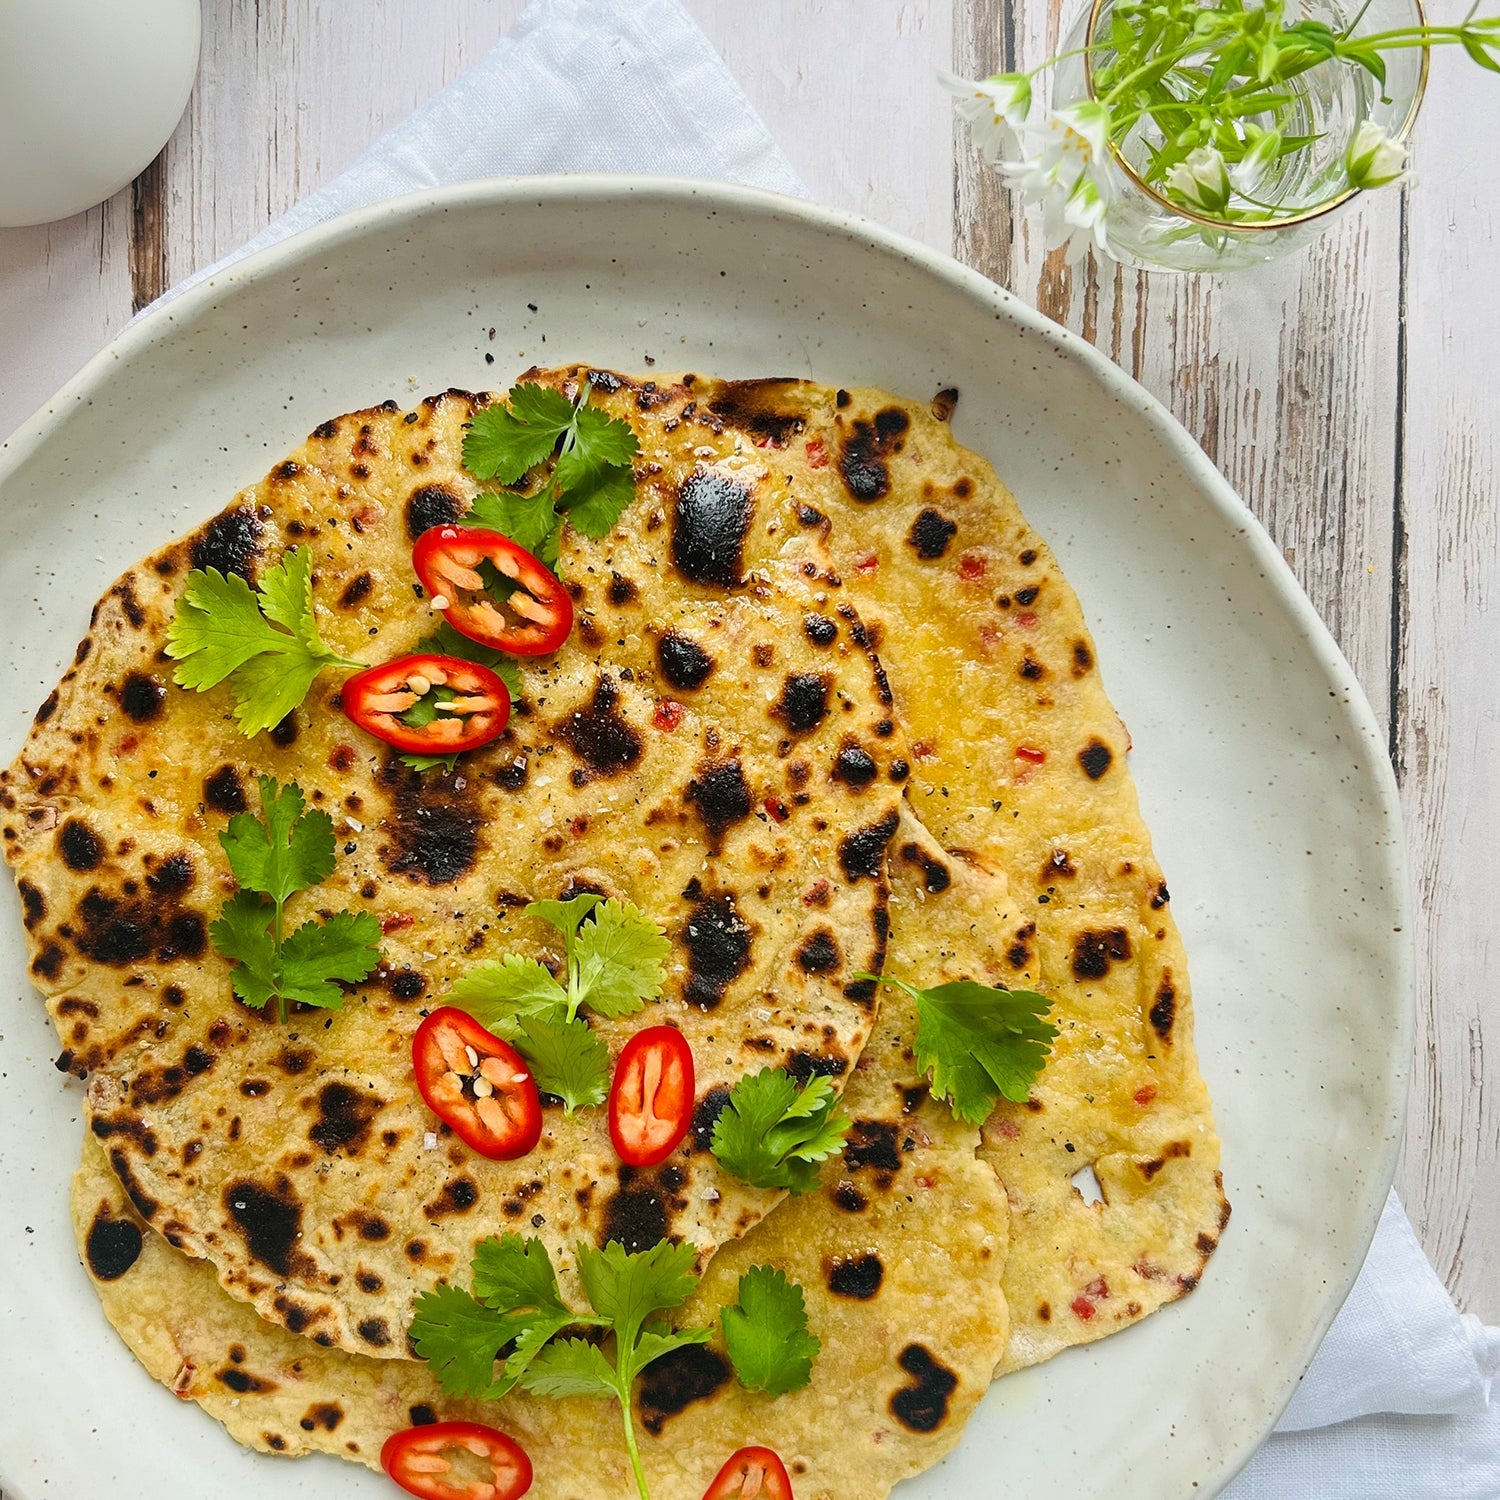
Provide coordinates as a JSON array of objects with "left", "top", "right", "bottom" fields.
[
  {"left": 703, "top": 1447, "right": 794, "bottom": 1500},
  {"left": 413, "top": 525, "right": 573, "bottom": 656},
  {"left": 412, "top": 1009, "right": 542, "bottom": 1161},
  {"left": 381, "top": 1421, "right": 533, "bottom": 1500},
  {"left": 608, "top": 1025, "right": 695, "bottom": 1168},
  {"left": 341, "top": 653, "right": 510, "bottom": 755}
]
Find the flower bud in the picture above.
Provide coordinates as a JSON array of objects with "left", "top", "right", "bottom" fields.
[
  {"left": 1165, "top": 145, "right": 1233, "bottom": 215},
  {"left": 1346, "top": 121, "right": 1407, "bottom": 190}
]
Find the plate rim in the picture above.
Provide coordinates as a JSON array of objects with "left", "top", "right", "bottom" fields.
[{"left": 0, "top": 173, "right": 1415, "bottom": 1500}]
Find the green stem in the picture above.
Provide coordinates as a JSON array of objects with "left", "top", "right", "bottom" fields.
[
  {"left": 274, "top": 897, "right": 286, "bottom": 1026},
  {"left": 618, "top": 1394, "right": 650, "bottom": 1500}
]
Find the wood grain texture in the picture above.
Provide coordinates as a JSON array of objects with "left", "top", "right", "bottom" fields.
[
  {"left": 0, "top": 0, "right": 1492, "bottom": 1332},
  {"left": 1392, "top": 36, "right": 1500, "bottom": 1323}
]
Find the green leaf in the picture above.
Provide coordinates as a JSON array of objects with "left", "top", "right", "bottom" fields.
[
  {"left": 518, "top": 1336, "right": 620, "bottom": 1401},
  {"left": 570, "top": 402, "right": 640, "bottom": 469},
  {"left": 462, "top": 386, "right": 574, "bottom": 483},
  {"left": 526, "top": 893, "right": 605, "bottom": 949},
  {"left": 224, "top": 651, "right": 336, "bottom": 739},
  {"left": 219, "top": 777, "right": 334, "bottom": 904},
  {"left": 721, "top": 1266, "right": 821, "bottom": 1395},
  {"left": 1461, "top": 30, "right": 1500, "bottom": 72},
  {"left": 709, "top": 1067, "right": 851, "bottom": 1195},
  {"left": 863, "top": 975, "right": 1058, "bottom": 1125},
  {"left": 560, "top": 463, "right": 639, "bottom": 540},
  {"left": 462, "top": 380, "right": 638, "bottom": 545},
  {"left": 575, "top": 1238, "right": 701, "bottom": 1380},
  {"left": 512, "top": 1014, "right": 611, "bottom": 1114},
  {"left": 569, "top": 898, "right": 672, "bottom": 1019},
  {"left": 276, "top": 910, "right": 383, "bottom": 1008},
  {"left": 209, "top": 777, "right": 377, "bottom": 1023},
  {"left": 408, "top": 1283, "right": 511, "bottom": 1398},
  {"left": 165, "top": 569, "right": 285, "bottom": 689},
  {"left": 450, "top": 953, "right": 568, "bottom": 1034},
  {"left": 208, "top": 892, "right": 279, "bottom": 1010},
  {"left": 467, "top": 489, "right": 563, "bottom": 568},
  {"left": 472, "top": 1233, "right": 572, "bottom": 1318},
  {"left": 164, "top": 551, "right": 360, "bottom": 737}
]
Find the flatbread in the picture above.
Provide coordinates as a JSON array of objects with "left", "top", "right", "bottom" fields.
[
  {"left": 539, "top": 369, "right": 1229, "bottom": 1368},
  {"left": 72, "top": 805, "right": 1018, "bottom": 1496},
  {"left": 3, "top": 391, "right": 905, "bottom": 1357}
]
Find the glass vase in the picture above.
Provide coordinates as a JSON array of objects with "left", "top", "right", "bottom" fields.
[{"left": 1051, "top": 0, "right": 1429, "bottom": 271}]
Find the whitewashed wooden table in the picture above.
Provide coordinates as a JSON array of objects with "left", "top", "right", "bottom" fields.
[{"left": 0, "top": 0, "right": 1495, "bottom": 1330}]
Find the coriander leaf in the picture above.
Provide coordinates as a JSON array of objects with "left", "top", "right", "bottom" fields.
[
  {"left": 632, "top": 1325, "right": 715, "bottom": 1376},
  {"left": 165, "top": 550, "right": 361, "bottom": 738},
  {"left": 472, "top": 1233, "right": 571, "bottom": 1317},
  {"left": 569, "top": 401, "right": 641, "bottom": 469},
  {"left": 518, "top": 1336, "right": 619, "bottom": 1401},
  {"left": 398, "top": 751, "right": 462, "bottom": 774},
  {"left": 165, "top": 569, "right": 285, "bottom": 689},
  {"left": 467, "top": 490, "right": 563, "bottom": 568},
  {"left": 709, "top": 1067, "right": 851, "bottom": 1194},
  {"left": 462, "top": 385, "right": 574, "bottom": 483},
  {"left": 526, "top": 893, "right": 604, "bottom": 949},
  {"left": 513, "top": 1015, "right": 610, "bottom": 1114},
  {"left": 210, "top": 776, "right": 379, "bottom": 1024},
  {"left": 226, "top": 650, "right": 340, "bottom": 740},
  {"left": 220, "top": 777, "right": 334, "bottom": 905},
  {"left": 575, "top": 1238, "right": 701, "bottom": 1369},
  {"left": 450, "top": 954, "right": 568, "bottom": 1034},
  {"left": 462, "top": 380, "right": 638, "bottom": 545},
  {"left": 276, "top": 910, "right": 383, "bottom": 1009},
  {"left": 208, "top": 892, "right": 279, "bottom": 1010},
  {"left": 561, "top": 462, "right": 639, "bottom": 541},
  {"left": 569, "top": 898, "right": 672, "bottom": 1019},
  {"left": 408, "top": 1283, "right": 512, "bottom": 1398},
  {"left": 720, "top": 1265, "right": 821, "bottom": 1395},
  {"left": 862, "top": 974, "right": 1057, "bottom": 1124}
]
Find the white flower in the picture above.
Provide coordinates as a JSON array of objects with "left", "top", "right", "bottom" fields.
[
  {"left": 1001, "top": 101, "right": 1116, "bottom": 264},
  {"left": 1346, "top": 121, "right": 1408, "bottom": 190},
  {"left": 1054, "top": 176, "right": 1112, "bottom": 264},
  {"left": 1229, "top": 130, "right": 1282, "bottom": 196},
  {"left": 939, "top": 70, "right": 1032, "bottom": 165},
  {"left": 1165, "top": 146, "right": 1232, "bottom": 216}
]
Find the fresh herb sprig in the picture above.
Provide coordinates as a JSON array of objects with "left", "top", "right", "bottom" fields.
[
  {"left": 409, "top": 1236, "right": 820, "bottom": 1500},
  {"left": 462, "top": 380, "right": 640, "bottom": 546},
  {"left": 859, "top": 974, "right": 1057, "bottom": 1125},
  {"left": 448, "top": 895, "right": 671, "bottom": 1112},
  {"left": 708, "top": 1067, "right": 851, "bottom": 1194},
  {"left": 209, "top": 777, "right": 382, "bottom": 1024},
  {"left": 165, "top": 549, "right": 364, "bottom": 737},
  {"left": 410, "top": 1235, "right": 709, "bottom": 1500},
  {"left": 720, "top": 1265, "right": 821, "bottom": 1394}
]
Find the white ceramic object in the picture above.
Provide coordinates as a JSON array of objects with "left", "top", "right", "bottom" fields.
[
  {"left": 0, "top": 180, "right": 1410, "bottom": 1500},
  {"left": 0, "top": 0, "right": 201, "bottom": 228}
]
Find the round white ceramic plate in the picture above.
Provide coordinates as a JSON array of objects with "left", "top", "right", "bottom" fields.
[{"left": 0, "top": 178, "right": 1410, "bottom": 1500}]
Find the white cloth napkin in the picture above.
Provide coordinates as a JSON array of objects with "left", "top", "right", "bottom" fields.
[{"left": 139, "top": 0, "right": 1500, "bottom": 1493}]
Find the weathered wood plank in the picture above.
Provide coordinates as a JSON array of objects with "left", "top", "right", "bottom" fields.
[
  {"left": 1392, "top": 44, "right": 1500, "bottom": 1323},
  {"left": 0, "top": 199, "right": 133, "bottom": 438}
]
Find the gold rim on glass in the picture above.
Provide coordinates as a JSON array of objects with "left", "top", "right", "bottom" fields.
[{"left": 1082, "top": 0, "right": 1430, "bottom": 231}]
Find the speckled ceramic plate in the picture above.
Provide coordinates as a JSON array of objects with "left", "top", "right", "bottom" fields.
[{"left": 0, "top": 178, "right": 1410, "bottom": 1500}]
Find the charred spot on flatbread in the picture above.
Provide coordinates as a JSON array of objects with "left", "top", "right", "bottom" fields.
[
  {"left": 375, "top": 761, "right": 481, "bottom": 885},
  {"left": 189, "top": 507, "right": 265, "bottom": 580},
  {"left": 637, "top": 1344, "right": 732, "bottom": 1434},
  {"left": 657, "top": 631, "right": 714, "bottom": 690},
  {"left": 555, "top": 675, "right": 643, "bottom": 781},
  {"left": 85, "top": 1206, "right": 143, "bottom": 1280},
  {"left": 672, "top": 466, "right": 754, "bottom": 586},
  {"left": 403, "top": 484, "right": 464, "bottom": 541},
  {"left": 224, "top": 1176, "right": 314, "bottom": 1279},
  {"left": 119, "top": 672, "right": 167, "bottom": 723},
  {"left": 889, "top": 1343, "right": 958, "bottom": 1433}
]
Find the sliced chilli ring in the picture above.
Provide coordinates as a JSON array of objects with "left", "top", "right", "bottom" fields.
[
  {"left": 412, "top": 525, "right": 573, "bottom": 657},
  {"left": 380, "top": 1419, "right": 533, "bottom": 1500},
  {"left": 340, "top": 653, "right": 510, "bottom": 755}
]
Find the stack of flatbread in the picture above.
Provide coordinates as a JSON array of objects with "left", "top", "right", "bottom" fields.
[{"left": 3, "top": 368, "right": 1227, "bottom": 1498}]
